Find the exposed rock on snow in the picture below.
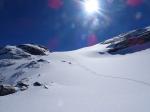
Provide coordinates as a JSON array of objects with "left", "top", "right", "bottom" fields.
[
  {"left": 8, "top": 71, "right": 25, "bottom": 85},
  {"left": 0, "top": 85, "right": 17, "bottom": 96},
  {"left": 102, "top": 27, "right": 150, "bottom": 54},
  {"left": 0, "top": 44, "right": 51, "bottom": 95},
  {"left": 16, "top": 81, "right": 29, "bottom": 88},
  {"left": 0, "top": 44, "right": 50, "bottom": 60},
  {"left": 33, "top": 82, "right": 48, "bottom": 89},
  {"left": 17, "top": 44, "right": 49, "bottom": 55},
  {"left": 37, "top": 59, "right": 50, "bottom": 63},
  {"left": 0, "top": 45, "right": 30, "bottom": 59},
  {"left": 16, "top": 59, "right": 49, "bottom": 71},
  {"left": 33, "top": 82, "right": 42, "bottom": 86},
  {"left": 16, "top": 61, "right": 39, "bottom": 70}
]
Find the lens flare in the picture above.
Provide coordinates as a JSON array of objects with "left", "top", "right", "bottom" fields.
[
  {"left": 83, "top": 0, "right": 100, "bottom": 15},
  {"left": 77, "top": 0, "right": 110, "bottom": 31}
]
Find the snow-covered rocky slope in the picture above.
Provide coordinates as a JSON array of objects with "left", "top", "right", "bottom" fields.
[{"left": 0, "top": 26, "right": 150, "bottom": 112}]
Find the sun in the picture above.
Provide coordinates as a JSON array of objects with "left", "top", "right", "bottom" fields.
[{"left": 83, "top": 0, "right": 100, "bottom": 15}]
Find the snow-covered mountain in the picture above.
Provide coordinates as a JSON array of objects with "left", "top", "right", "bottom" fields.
[
  {"left": 101, "top": 26, "right": 150, "bottom": 54},
  {"left": 0, "top": 26, "right": 150, "bottom": 112}
]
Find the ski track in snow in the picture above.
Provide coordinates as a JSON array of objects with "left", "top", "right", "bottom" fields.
[{"left": 66, "top": 54, "right": 150, "bottom": 87}]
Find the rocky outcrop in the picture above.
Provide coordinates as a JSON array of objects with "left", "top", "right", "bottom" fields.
[
  {"left": 16, "top": 81, "right": 29, "bottom": 91},
  {"left": 0, "top": 85, "right": 17, "bottom": 96},
  {"left": 0, "top": 46, "right": 30, "bottom": 59},
  {"left": 0, "top": 81, "right": 30, "bottom": 96},
  {"left": 102, "top": 27, "right": 150, "bottom": 54},
  {"left": 0, "top": 44, "right": 50, "bottom": 60},
  {"left": 17, "top": 44, "right": 49, "bottom": 55},
  {"left": 33, "top": 82, "right": 48, "bottom": 89}
]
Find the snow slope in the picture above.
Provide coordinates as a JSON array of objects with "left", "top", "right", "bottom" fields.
[{"left": 0, "top": 27, "right": 150, "bottom": 112}]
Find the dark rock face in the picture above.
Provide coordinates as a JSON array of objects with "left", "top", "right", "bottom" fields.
[
  {"left": 0, "top": 85, "right": 17, "bottom": 96},
  {"left": 17, "top": 44, "right": 48, "bottom": 55},
  {"left": 102, "top": 27, "right": 150, "bottom": 54}
]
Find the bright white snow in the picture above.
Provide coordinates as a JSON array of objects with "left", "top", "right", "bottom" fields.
[{"left": 0, "top": 43, "right": 150, "bottom": 112}]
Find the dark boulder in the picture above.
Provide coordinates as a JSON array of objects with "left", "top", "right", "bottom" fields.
[
  {"left": 33, "top": 82, "right": 49, "bottom": 89},
  {"left": 0, "top": 85, "right": 17, "bottom": 96},
  {"left": 33, "top": 82, "right": 42, "bottom": 86}
]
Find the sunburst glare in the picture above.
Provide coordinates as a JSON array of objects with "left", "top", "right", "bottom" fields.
[{"left": 82, "top": 0, "right": 100, "bottom": 15}]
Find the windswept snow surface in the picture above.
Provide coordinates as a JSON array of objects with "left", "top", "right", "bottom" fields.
[{"left": 0, "top": 43, "right": 150, "bottom": 112}]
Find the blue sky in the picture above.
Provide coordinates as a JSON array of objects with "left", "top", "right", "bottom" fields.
[{"left": 0, "top": 0, "right": 150, "bottom": 51}]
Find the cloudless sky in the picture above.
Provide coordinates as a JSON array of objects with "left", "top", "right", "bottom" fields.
[{"left": 0, "top": 0, "right": 150, "bottom": 51}]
